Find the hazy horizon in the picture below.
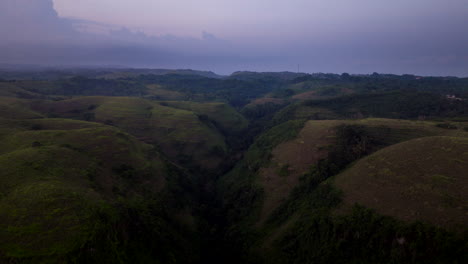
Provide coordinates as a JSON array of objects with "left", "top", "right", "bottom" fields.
[{"left": 1, "top": 0, "right": 467, "bottom": 76}]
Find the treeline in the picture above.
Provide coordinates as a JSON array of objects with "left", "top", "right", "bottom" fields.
[
  {"left": 133, "top": 74, "right": 285, "bottom": 107},
  {"left": 2, "top": 71, "right": 468, "bottom": 112},
  {"left": 273, "top": 205, "right": 467, "bottom": 264},
  {"left": 303, "top": 91, "right": 468, "bottom": 119},
  {"left": 271, "top": 91, "right": 468, "bottom": 124}
]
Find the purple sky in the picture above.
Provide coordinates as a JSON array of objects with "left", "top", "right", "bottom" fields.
[{"left": 1, "top": 0, "right": 467, "bottom": 76}]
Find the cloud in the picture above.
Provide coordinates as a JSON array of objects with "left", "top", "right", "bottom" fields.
[
  {"left": 0, "top": 0, "right": 238, "bottom": 72},
  {"left": 0, "top": 0, "right": 467, "bottom": 76},
  {"left": 0, "top": 0, "right": 77, "bottom": 43}
]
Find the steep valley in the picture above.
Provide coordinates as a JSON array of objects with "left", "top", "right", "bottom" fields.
[{"left": 0, "top": 71, "right": 467, "bottom": 263}]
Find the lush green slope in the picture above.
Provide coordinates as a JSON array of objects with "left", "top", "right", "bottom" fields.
[
  {"left": 28, "top": 96, "right": 233, "bottom": 173},
  {"left": 0, "top": 93, "right": 251, "bottom": 263},
  {"left": 1, "top": 70, "right": 468, "bottom": 264},
  {"left": 0, "top": 97, "right": 43, "bottom": 119},
  {"left": 264, "top": 135, "right": 468, "bottom": 264},
  {"left": 222, "top": 118, "right": 468, "bottom": 227},
  {"left": 333, "top": 136, "right": 468, "bottom": 231},
  {"left": 0, "top": 145, "right": 103, "bottom": 260},
  {"left": 159, "top": 101, "right": 248, "bottom": 134},
  {"left": 0, "top": 118, "right": 197, "bottom": 263},
  {"left": 219, "top": 118, "right": 468, "bottom": 264}
]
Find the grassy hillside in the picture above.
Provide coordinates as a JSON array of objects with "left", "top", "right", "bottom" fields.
[
  {"left": 223, "top": 118, "right": 468, "bottom": 227},
  {"left": 145, "top": 84, "right": 187, "bottom": 101},
  {"left": 0, "top": 118, "right": 200, "bottom": 263},
  {"left": 218, "top": 117, "right": 468, "bottom": 263},
  {"left": 28, "top": 96, "right": 230, "bottom": 173},
  {"left": 264, "top": 130, "right": 467, "bottom": 264},
  {"left": 0, "top": 145, "right": 103, "bottom": 260},
  {"left": 1, "top": 70, "right": 468, "bottom": 263},
  {"left": 262, "top": 135, "right": 468, "bottom": 264},
  {"left": 159, "top": 101, "right": 248, "bottom": 134},
  {"left": 0, "top": 81, "right": 52, "bottom": 99},
  {"left": 333, "top": 136, "right": 468, "bottom": 231},
  {"left": 0, "top": 97, "right": 44, "bottom": 119}
]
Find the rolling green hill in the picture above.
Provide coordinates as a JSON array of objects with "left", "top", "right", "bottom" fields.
[
  {"left": 28, "top": 96, "right": 236, "bottom": 173},
  {"left": 263, "top": 135, "right": 468, "bottom": 264},
  {"left": 222, "top": 118, "right": 468, "bottom": 227},
  {"left": 0, "top": 118, "right": 199, "bottom": 263},
  {"left": 333, "top": 136, "right": 468, "bottom": 231},
  {"left": 219, "top": 117, "right": 468, "bottom": 264},
  {"left": 159, "top": 101, "right": 248, "bottom": 134},
  {"left": 0, "top": 97, "right": 43, "bottom": 119},
  {"left": 0, "top": 70, "right": 467, "bottom": 264}
]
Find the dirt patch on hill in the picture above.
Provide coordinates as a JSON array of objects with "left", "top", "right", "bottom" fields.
[
  {"left": 291, "top": 90, "right": 319, "bottom": 100},
  {"left": 247, "top": 97, "right": 285, "bottom": 107}
]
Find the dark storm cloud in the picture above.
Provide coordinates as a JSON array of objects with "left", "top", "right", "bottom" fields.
[
  {"left": 0, "top": 0, "right": 77, "bottom": 43},
  {"left": 0, "top": 0, "right": 234, "bottom": 70}
]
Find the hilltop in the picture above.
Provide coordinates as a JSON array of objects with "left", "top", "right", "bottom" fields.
[
  {"left": 0, "top": 69, "right": 467, "bottom": 263},
  {"left": 333, "top": 136, "right": 468, "bottom": 230},
  {"left": 0, "top": 118, "right": 198, "bottom": 263}
]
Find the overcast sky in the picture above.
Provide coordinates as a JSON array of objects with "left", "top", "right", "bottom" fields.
[{"left": 1, "top": 0, "right": 467, "bottom": 76}]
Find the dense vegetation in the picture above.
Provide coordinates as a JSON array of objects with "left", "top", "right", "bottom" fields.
[{"left": 0, "top": 68, "right": 467, "bottom": 263}]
